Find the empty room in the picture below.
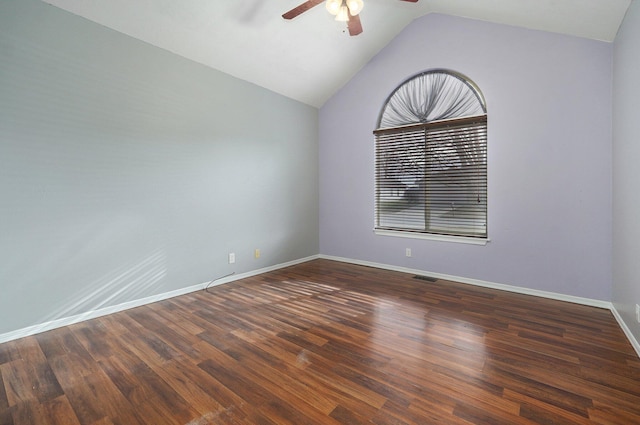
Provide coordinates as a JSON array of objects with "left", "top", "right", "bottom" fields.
[{"left": 1, "top": 0, "right": 640, "bottom": 424}]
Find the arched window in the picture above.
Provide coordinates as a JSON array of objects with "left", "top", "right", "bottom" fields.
[{"left": 374, "top": 69, "right": 488, "bottom": 241}]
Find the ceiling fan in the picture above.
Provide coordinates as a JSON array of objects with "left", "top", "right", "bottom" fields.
[{"left": 282, "top": 0, "right": 419, "bottom": 36}]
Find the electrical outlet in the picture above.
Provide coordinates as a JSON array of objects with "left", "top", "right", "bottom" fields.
[
  {"left": 228, "top": 252, "right": 236, "bottom": 264},
  {"left": 636, "top": 304, "right": 640, "bottom": 323},
  {"left": 254, "top": 249, "right": 261, "bottom": 259},
  {"left": 405, "top": 248, "right": 412, "bottom": 257}
]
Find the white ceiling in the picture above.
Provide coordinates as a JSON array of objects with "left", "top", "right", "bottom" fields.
[{"left": 41, "top": 0, "right": 631, "bottom": 108}]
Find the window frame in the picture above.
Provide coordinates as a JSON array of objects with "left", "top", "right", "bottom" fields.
[{"left": 373, "top": 70, "right": 488, "bottom": 245}]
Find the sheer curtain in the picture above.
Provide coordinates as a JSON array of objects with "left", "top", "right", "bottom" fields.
[{"left": 378, "top": 70, "right": 486, "bottom": 129}]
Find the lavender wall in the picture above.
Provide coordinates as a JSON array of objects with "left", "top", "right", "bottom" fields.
[
  {"left": 320, "top": 14, "right": 612, "bottom": 301},
  {"left": 613, "top": 0, "right": 640, "bottom": 342}
]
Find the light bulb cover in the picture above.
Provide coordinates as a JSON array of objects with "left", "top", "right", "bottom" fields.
[
  {"left": 346, "top": 0, "right": 364, "bottom": 15},
  {"left": 325, "top": 0, "right": 341, "bottom": 15},
  {"left": 335, "top": 4, "right": 349, "bottom": 21}
]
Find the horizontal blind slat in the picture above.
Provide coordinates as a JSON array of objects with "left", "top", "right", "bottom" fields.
[{"left": 375, "top": 113, "right": 487, "bottom": 238}]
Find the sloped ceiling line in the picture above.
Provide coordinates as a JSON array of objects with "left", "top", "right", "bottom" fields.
[{"left": 41, "top": 0, "right": 631, "bottom": 107}]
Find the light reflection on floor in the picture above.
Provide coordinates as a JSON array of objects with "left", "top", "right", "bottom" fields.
[{"left": 366, "top": 294, "right": 488, "bottom": 376}]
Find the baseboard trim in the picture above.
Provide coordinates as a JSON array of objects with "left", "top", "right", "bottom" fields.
[
  {"left": 319, "top": 255, "right": 610, "bottom": 308},
  {"left": 0, "top": 255, "right": 319, "bottom": 344},
  {"left": 610, "top": 305, "right": 640, "bottom": 358}
]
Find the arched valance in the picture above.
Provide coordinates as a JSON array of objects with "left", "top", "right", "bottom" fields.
[{"left": 377, "top": 69, "right": 486, "bottom": 129}]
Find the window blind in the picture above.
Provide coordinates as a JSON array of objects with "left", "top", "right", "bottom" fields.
[{"left": 374, "top": 115, "right": 487, "bottom": 238}]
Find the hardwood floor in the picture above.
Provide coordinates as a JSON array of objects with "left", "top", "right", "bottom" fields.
[{"left": 1, "top": 259, "right": 639, "bottom": 424}]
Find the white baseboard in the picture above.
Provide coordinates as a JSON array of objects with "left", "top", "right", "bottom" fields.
[
  {"left": 610, "top": 305, "right": 640, "bottom": 358},
  {"left": 0, "top": 255, "right": 319, "bottom": 344},
  {"left": 319, "top": 255, "right": 610, "bottom": 308},
  {"left": 319, "top": 254, "right": 640, "bottom": 358}
]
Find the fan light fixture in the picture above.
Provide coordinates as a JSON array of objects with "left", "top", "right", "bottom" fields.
[
  {"left": 335, "top": 5, "right": 350, "bottom": 21},
  {"left": 282, "top": 0, "right": 417, "bottom": 38},
  {"left": 346, "top": 0, "right": 364, "bottom": 15},
  {"left": 325, "top": 0, "right": 341, "bottom": 15},
  {"left": 326, "top": 0, "right": 364, "bottom": 21}
]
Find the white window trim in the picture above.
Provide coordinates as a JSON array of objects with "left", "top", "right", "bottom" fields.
[{"left": 373, "top": 228, "right": 490, "bottom": 246}]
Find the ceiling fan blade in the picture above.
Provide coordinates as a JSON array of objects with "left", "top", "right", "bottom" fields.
[
  {"left": 399, "top": 0, "right": 419, "bottom": 2},
  {"left": 348, "top": 13, "right": 363, "bottom": 36},
  {"left": 282, "top": 0, "right": 325, "bottom": 20}
]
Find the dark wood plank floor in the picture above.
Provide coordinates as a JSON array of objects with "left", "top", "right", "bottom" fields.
[{"left": 1, "top": 259, "right": 639, "bottom": 424}]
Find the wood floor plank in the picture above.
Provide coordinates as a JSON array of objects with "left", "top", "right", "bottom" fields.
[
  {"left": 1, "top": 259, "right": 640, "bottom": 424},
  {"left": 151, "top": 359, "right": 225, "bottom": 417},
  {"left": 42, "top": 395, "right": 82, "bottom": 425},
  {"left": 505, "top": 389, "right": 596, "bottom": 425},
  {"left": 1, "top": 361, "right": 35, "bottom": 407}
]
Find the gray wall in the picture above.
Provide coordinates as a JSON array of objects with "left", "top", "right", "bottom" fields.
[
  {"left": 0, "top": 0, "right": 319, "bottom": 335},
  {"left": 613, "top": 0, "right": 640, "bottom": 343},
  {"left": 320, "top": 14, "right": 613, "bottom": 301}
]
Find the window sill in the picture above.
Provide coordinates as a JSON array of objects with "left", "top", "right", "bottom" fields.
[{"left": 374, "top": 229, "right": 490, "bottom": 246}]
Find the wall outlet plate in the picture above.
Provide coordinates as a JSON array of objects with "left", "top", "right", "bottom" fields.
[
  {"left": 636, "top": 304, "right": 640, "bottom": 323},
  {"left": 229, "top": 252, "right": 236, "bottom": 264}
]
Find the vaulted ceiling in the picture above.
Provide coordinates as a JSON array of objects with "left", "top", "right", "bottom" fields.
[{"left": 41, "top": 0, "right": 631, "bottom": 107}]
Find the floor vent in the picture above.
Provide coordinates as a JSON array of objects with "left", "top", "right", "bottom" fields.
[{"left": 413, "top": 275, "right": 438, "bottom": 282}]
